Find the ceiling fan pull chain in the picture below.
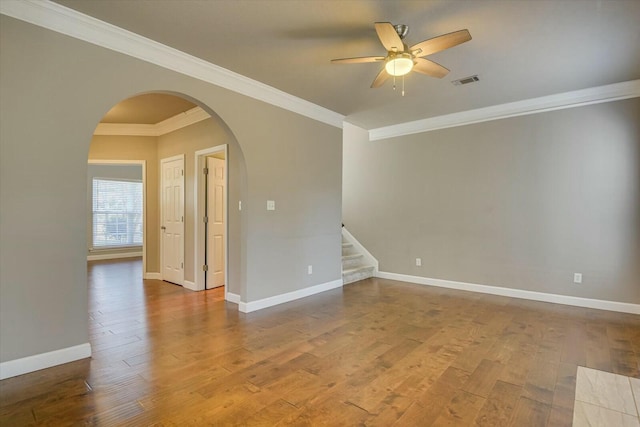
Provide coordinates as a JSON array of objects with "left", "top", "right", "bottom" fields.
[
  {"left": 402, "top": 75, "right": 405, "bottom": 96},
  {"left": 393, "top": 59, "right": 397, "bottom": 90}
]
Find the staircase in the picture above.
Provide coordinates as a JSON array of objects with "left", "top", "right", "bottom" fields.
[{"left": 342, "top": 236, "right": 375, "bottom": 285}]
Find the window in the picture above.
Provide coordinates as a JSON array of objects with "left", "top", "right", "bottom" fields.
[{"left": 92, "top": 178, "right": 143, "bottom": 248}]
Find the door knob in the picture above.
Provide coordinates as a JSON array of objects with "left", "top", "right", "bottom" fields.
[{"left": 161, "top": 226, "right": 166, "bottom": 230}]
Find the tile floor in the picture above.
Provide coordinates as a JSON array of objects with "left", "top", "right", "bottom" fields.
[{"left": 574, "top": 366, "right": 640, "bottom": 426}]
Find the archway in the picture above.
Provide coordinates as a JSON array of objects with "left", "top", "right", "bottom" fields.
[{"left": 88, "top": 91, "right": 248, "bottom": 301}]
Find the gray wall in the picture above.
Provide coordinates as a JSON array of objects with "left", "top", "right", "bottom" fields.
[
  {"left": 343, "top": 98, "right": 640, "bottom": 304},
  {"left": 0, "top": 16, "right": 342, "bottom": 363},
  {"left": 158, "top": 118, "right": 245, "bottom": 296}
]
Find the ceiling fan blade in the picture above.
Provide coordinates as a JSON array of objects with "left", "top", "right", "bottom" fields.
[
  {"left": 331, "top": 56, "right": 385, "bottom": 64},
  {"left": 413, "top": 58, "right": 450, "bottom": 78},
  {"left": 410, "top": 29, "right": 471, "bottom": 57},
  {"left": 375, "top": 22, "right": 404, "bottom": 52},
  {"left": 371, "top": 68, "right": 389, "bottom": 88}
]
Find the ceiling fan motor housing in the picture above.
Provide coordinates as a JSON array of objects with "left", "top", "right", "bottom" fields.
[{"left": 394, "top": 24, "right": 409, "bottom": 39}]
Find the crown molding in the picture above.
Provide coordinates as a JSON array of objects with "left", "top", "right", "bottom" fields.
[
  {"left": 4, "top": 1, "right": 637, "bottom": 138},
  {"left": 155, "top": 105, "right": 211, "bottom": 135},
  {"left": 0, "top": 0, "right": 345, "bottom": 129},
  {"left": 93, "top": 106, "right": 210, "bottom": 136},
  {"left": 93, "top": 123, "right": 157, "bottom": 137},
  {"left": 369, "top": 79, "right": 640, "bottom": 141}
]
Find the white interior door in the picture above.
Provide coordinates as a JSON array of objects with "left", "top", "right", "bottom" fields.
[
  {"left": 161, "top": 156, "right": 184, "bottom": 285},
  {"left": 206, "top": 157, "right": 225, "bottom": 289}
]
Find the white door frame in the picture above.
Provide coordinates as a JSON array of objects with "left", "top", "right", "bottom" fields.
[
  {"left": 87, "top": 160, "right": 147, "bottom": 275},
  {"left": 160, "top": 154, "right": 185, "bottom": 286},
  {"left": 194, "top": 145, "right": 228, "bottom": 296}
]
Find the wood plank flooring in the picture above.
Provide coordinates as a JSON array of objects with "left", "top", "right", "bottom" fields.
[{"left": 1, "top": 258, "right": 638, "bottom": 425}]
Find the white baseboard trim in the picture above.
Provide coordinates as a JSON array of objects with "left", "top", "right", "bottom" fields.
[
  {"left": 226, "top": 292, "right": 241, "bottom": 304},
  {"left": 376, "top": 271, "right": 640, "bottom": 314},
  {"left": 239, "top": 279, "right": 343, "bottom": 313},
  {"left": 183, "top": 280, "right": 197, "bottom": 291},
  {"left": 0, "top": 343, "right": 92, "bottom": 380},
  {"left": 87, "top": 251, "right": 142, "bottom": 261},
  {"left": 144, "top": 272, "right": 162, "bottom": 280}
]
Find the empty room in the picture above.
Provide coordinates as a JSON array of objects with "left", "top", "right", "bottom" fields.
[{"left": 0, "top": 0, "right": 638, "bottom": 425}]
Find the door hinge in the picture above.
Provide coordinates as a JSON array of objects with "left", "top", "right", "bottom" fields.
[
  {"left": 181, "top": 216, "right": 184, "bottom": 222},
  {"left": 203, "top": 264, "right": 208, "bottom": 272},
  {"left": 203, "top": 216, "right": 208, "bottom": 224},
  {"left": 203, "top": 167, "right": 209, "bottom": 175},
  {"left": 181, "top": 169, "right": 184, "bottom": 176},
  {"left": 181, "top": 262, "right": 184, "bottom": 269}
]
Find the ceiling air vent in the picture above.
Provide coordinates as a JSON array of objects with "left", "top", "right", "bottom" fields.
[{"left": 452, "top": 75, "right": 479, "bottom": 86}]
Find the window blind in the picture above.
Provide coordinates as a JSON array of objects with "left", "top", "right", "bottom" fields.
[{"left": 92, "top": 178, "right": 143, "bottom": 248}]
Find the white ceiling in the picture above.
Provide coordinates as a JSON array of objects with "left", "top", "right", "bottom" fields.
[{"left": 54, "top": 0, "right": 640, "bottom": 129}]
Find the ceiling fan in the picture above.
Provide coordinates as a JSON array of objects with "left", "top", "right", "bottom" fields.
[{"left": 331, "top": 22, "right": 471, "bottom": 93}]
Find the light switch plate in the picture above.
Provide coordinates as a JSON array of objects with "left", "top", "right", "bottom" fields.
[{"left": 267, "top": 200, "right": 275, "bottom": 211}]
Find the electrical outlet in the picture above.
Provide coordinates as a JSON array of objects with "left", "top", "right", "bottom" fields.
[
  {"left": 238, "top": 200, "right": 242, "bottom": 211},
  {"left": 416, "top": 258, "right": 422, "bottom": 266},
  {"left": 573, "top": 273, "right": 582, "bottom": 284},
  {"left": 308, "top": 265, "right": 313, "bottom": 275}
]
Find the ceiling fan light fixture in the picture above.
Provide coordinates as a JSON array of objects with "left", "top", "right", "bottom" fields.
[
  {"left": 331, "top": 22, "right": 471, "bottom": 89},
  {"left": 385, "top": 53, "right": 414, "bottom": 76}
]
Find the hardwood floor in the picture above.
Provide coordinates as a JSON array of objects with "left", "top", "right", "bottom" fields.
[{"left": 1, "top": 258, "right": 638, "bottom": 425}]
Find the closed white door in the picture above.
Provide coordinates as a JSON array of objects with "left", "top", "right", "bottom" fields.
[
  {"left": 206, "top": 157, "right": 225, "bottom": 289},
  {"left": 161, "top": 156, "right": 184, "bottom": 285}
]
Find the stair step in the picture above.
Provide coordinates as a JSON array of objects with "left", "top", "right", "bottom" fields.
[
  {"left": 342, "top": 253, "right": 364, "bottom": 269},
  {"left": 342, "top": 265, "right": 374, "bottom": 274},
  {"left": 342, "top": 243, "right": 356, "bottom": 256},
  {"left": 342, "top": 265, "right": 375, "bottom": 285},
  {"left": 341, "top": 232, "right": 374, "bottom": 284}
]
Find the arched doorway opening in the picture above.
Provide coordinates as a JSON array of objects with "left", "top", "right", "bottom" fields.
[{"left": 88, "top": 92, "right": 247, "bottom": 301}]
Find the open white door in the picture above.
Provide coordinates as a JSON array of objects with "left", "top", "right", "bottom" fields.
[
  {"left": 161, "top": 155, "right": 184, "bottom": 285},
  {"left": 206, "top": 157, "right": 225, "bottom": 289}
]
